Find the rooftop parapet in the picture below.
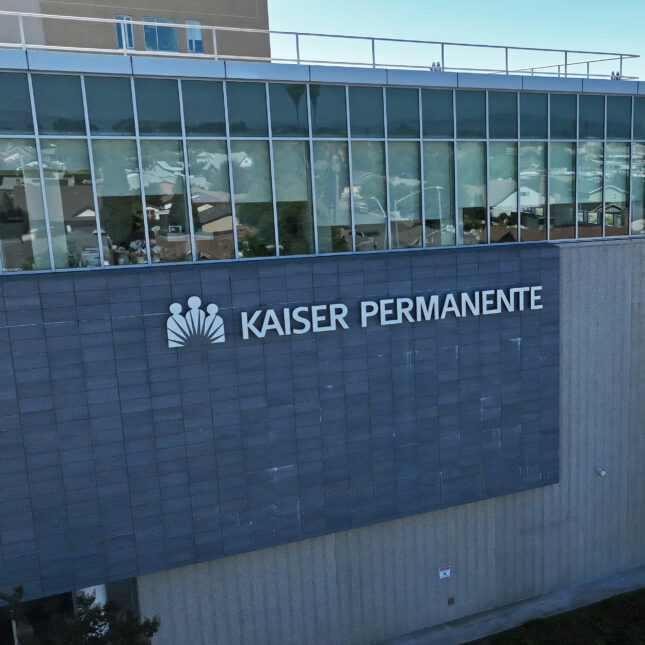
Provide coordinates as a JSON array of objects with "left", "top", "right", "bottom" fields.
[{"left": 0, "top": 9, "right": 639, "bottom": 80}]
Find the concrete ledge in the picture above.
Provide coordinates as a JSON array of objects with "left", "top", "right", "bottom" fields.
[
  {"left": 131, "top": 56, "right": 225, "bottom": 78},
  {"left": 458, "top": 72, "right": 522, "bottom": 90},
  {"left": 27, "top": 50, "right": 132, "bottom": 74},
  {"left": 309, "top": 64, "right": 387, "bottom": 85},
  {"left": 387, "top": 69, "right": 457, "bottom": 88},
  {"left": 637, "top": 82, "right": 645, "bottom": 96},
  {"left": 522, "top": 75, "right": 583, "bottom": 92},
  {"left": 0, "top": 48, "right": 28, "bottom": 70},
  {"left": 376, "top": 565, "right": 645, "bottom": 645},
  {"left": 583, "top": 78, "right": 638, "bottom": 94},
  {"left": 224, "top": 60, "right": 308, "bottom": 81}
]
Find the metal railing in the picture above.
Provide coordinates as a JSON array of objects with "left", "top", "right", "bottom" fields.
[{"left": 0, "top": 10, "right": 639, "bottom": 80}]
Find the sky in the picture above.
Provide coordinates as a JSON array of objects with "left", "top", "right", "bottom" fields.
[{"left": 267, "top": 0, "right": 645, "bottom": 80}]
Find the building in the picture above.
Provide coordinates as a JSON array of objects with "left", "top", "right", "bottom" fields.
[{"left": 0, "top": 7, "right": 644, "bottom": 645}]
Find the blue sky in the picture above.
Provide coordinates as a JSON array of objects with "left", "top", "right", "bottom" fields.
[{"left": 268, "top": 0, "right": 645, "bottom": 80}]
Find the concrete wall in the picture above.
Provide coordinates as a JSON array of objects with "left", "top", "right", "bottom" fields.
[
  {"left": 137, "top": 239, "right": 645, "bottom": 645},
  {"left": 0, "top": 0, "right": 270, "bottom": 58}
]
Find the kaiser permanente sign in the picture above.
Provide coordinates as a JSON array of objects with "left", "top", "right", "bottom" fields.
[{"left": 239, "top": 285, "right": 543, "bottom": 340}]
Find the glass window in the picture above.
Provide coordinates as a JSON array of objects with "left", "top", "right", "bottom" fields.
[
  {"left": 632, "top": 142, "right": 645, "bottom": 235},
  {"left": 549, "top": 142, "right": 576, "bottom": 240},
  {"left": 85, "top": 76, "right": 135, "bottom": 136},
  {"left": 388, "top": 141, "right": 421, "bottom": 248},
  {"left": 310, "top": 85, "right": 347, "bottom": 137},
  {"left": 186, "top": 20, "right": 203, "bottom": 54},
  {"left": 92, "top": 139, "right": 146, "bottom": 266},
  {"left": 423, "top": 141, "right": 455, "bottom": 246},
  {"left": 143, "top": 17, "right": 179, "bottom": 52},
  {"left": 605, "top": 142, "right": 629, "bottom": 236},
  {"left": 313, "top": 141, "right": 351, "bottom": 252},
  {"left": 457, "top": 141, "right": 486, "bottom": 244},
  {"left": 519, "top": 142, "right": 547, "bottom": 241},
  {"left": 456, "top": 91, "right": 485, "bottom": 139},
  {"left": 577, "top": 141, "right": 603, "bottom": 238},
  {"left": 269, "top": 83, "right": 308, "bottom": 137},
  {"left": 32, "top": 74, "right": 85, "bottom": 135},
  {"left": 40, "top": 139, "right": 99, "bottom": 268},
  {"left": 634, "top": 98, "right": 645, "bottom": 140},
  {"left": 520, "top": 93, "right": 547, "bottom": 139},
  {"left": 0, "top": 73, "right": 33, "bottom": 134},
  {"left": 489, "top": 142, "right": 517, "bottom": 243},
  {"left": 140, "top": 139, "right": 192, "bottom": 263},
  {"left": 349, "top": 87, "right": 384, "bottom": 138},
  {"left": 550, "top": 94, "right": 576, "bottom": 139},
  {"left": 607, "top": 96, "right": 631, "bottom": 140},
  {"left": 387, "top": 88, "right": 419, "bottom": 138},
  {"left": 488, "top": 92, "right": 517, "bottom": 139},
  {"left": 579, "top": 95, "right": 604, "bottom": 139},
  {"left": 114, "top": 15, "right": 134, "bottom": 49},
  {"left": 135, "top": 78, "right": 181, "bottom": 135},
  {"left": 0, "top": 139, "right": 49, "bottom": 271},
  {"left": 186, "top": 140, "right": 234, "bottom": 260},
  {"left": 422, "top": 89, "right": 453, "bottom": 139},
  {"left": 182, "top": 80, "right": 226, "bottom": 137},
  {"left": 227, "top": 82, "right": 268, "bottom": 137},
  {"left": 352, "top": 141, "right": 387, "bottom": 250},
  {"left": 274, "top": 141, "right": 314, "bottom": 255},
  {"left": 230, "top": 140, "right": 275, "bottom": 257}
]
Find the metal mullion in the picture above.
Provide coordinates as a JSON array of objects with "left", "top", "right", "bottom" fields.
[
  {"left": 26, "top": 72, "right": 56, "bottom": 271},
  {"left": 265, "top": 83, "right": 280, "bottom": 256},
  {"left": 419, "top": 88, "right": 426, "bottom": 248},
  {"left": 517, "top": 91, "right": 521, "bottom": 242},
  {"left": 383, "top": 86, "right": 392, "bottom": 250},
  {"left": 602, "top": 94, "right": 607, "bottom": 237},
  {"left": 346, "top": 85, "right": 356, "bottom": 252},
  {"left": 453, "top": 89, "right": 460, "bottom": 246},
  {"left": 306, "top": 85, "right": 319, "bottom": 254},
  {"left": 630, "top": 96, "right": 634, "bottom": 235},
  {"left": 485, "top": 91, "right": 490, "bottom": 245},
  {"left": 575, "top": 94, "right": 579, "bottom": 239},
  {"left": 546, "top": 93, "right": 550, "bottom": 241},
  {"left": 130, "top": 76, "right": 152, "bottom": 265},
  {"left": 178, "top": 79, "right": 197, "bottom": 263},
  {"left": 80, "top": 75, "right": 105, "bottom": 268},
  {"left": 221, "top": 81, "right": 240, "bottom": 259}
]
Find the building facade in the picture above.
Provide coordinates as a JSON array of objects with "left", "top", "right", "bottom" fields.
[{"left": 0, "top": 37, "right": 644, "bottom": 644}]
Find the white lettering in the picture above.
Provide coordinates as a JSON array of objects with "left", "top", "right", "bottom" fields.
[
  {"left": 329, "top": 303, "right": 349, "bottom": 330},
  {"left": 482, "top": 290, "right": 499, "bottom": 315},
  {"left": 311, "top": 304, "right": 330, "bottom": 332},
  {"left": 361, "top": 301, "right": 379, "bottom": 327},
  {"left": 416, "top": 295, "right": 439, "bottom": 321},
  {"left": 380, "top": 299, "right": 397, "bottom": 325},
  {"left": 497, "top": 289, "right": 514, "bottom": 313},
  {"left": 283, "top": 308, "right": 291, "bottom": 335},
  {"left": 291, "top": 306, "right": 311, "bottom": 334},
  {"left": 262, "top": 309, "right": 285, "bottom": 336},
  {"left": 397, "top": 298, "right": 415, "bottom": 323},
  {"left": 460, "top": 291, "right": 480, "bottom": 317},
  {"left": 241, "top": 310, "right": 263, "bottom": 339},
  {"left": 440, "top": 293, "right": 461, "bottom": 319},
  {"left": 530, "top": 285, "right": 543, "bottom": 310}
]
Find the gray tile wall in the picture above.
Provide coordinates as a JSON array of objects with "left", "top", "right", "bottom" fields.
[{"left": 0, "top": 244, "right": 559, "bottom": 598}]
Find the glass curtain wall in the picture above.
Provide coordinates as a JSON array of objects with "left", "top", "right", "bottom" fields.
[{"left": 3, "top": 73, "right": 645, "bottom": 273}]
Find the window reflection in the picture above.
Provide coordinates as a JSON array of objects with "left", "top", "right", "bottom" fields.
[
  {"left": 230, "top": 140, "right": 276, "bottom": 257},
  {"left": 456, "top": 91, "right": 485, "bottom": 139},
  {"left": 140, "top": 139, "right": 192, "bottom": 263},
  {"left": 605, "top": 142, "right": 629, "bottom": 236},
  {"left": 520, "top": 93, "right": 547, "bottom": 139},
  {"left": 0, "top": 73, "right": 34, "bottom": 135},
  {"left": 632, "top": 143, "right": 645, "bottom": 235},
  {"left": 85, "top": 76, "right": 135, "bottom": 136},
  {"left": 313, "top": 141, "right": 351, "bottom": 253},
  {"left": 349, "top": 87, "right": 384, "bottom": 138},
  {"left": 310, "top": 85, "right": 347, "bottom": 137},
  {"left": 549, "top": 142, "right": 576, "bottom": 239},
  {"left": 489, "top": 142, "right": 517, "bottom": 243},
  {"left": 274, "top": 141, "right": 314, "bottom": 255},
  {"left": 577, "top": 141, "right": 603, "bottom": 238},
  {"left": 387, "top": 88, "right": 419, "bottom": 138},
  {"left": 186, "top": 140, "right": 234, "bottom": 260},
  {"left": 352, "top": 141, "right": 387, "bottom": 251},
  {"left": 422, "top": 90, "right": 453, "bottom": 139},
  {"left": 423, "top": 141, "right": 455, "bottom": 246},
  {"left": 457, "top": 142, "right": 487, "bottom": 244},
  {"left": 389, "top": 142, "right": 421, "bottom": 248},
  {"left": 270, "top": 84, "right": 309, "bottom": 137},
  {"left": 0, "top": 139, "right": 49, "bottom": 271},
  {"left": 32, "top": 75, "right": 85, "bottom": 136},
  {"left": 489, "top": 92, "right": 517, "bottom": 139},
  {"left": 92, "top": 139, "right": 146, "bottom": 265},
  {"left": 520, "top": 142, "right": 547, "bottom": 241}
]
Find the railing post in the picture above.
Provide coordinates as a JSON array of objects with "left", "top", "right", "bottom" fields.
[
  {"left": 295, "top": 33, "right": 300, "bottom": 64},
  {"left": 120, "top": 21, "right": 127, "bottom": 55},
  {"left": 18, "top": 14, "right": 26, "bottom": 51},
  {"left": 441, "top": 43, "right": 445, "bottom": 70},
  {"left": 371, "top": 38, "right": 376, "bottom": 68},
  {"left": 619, "top": 54, "right": 623, "bottom": 78},
  {"left": 557, "top": 64, "right": 560, "bottom": 77},
  {"left": 587, "top": 61, "right": 590, "bottom": 78},
  {"left": 505, "top": 47, "right": 508, "bottom": 74},
  {"left": 212, "top": 27, "right": 218, "bottom": 59},
  {"left": 564, "top": 50, "right": 568, "bottom": 77}
]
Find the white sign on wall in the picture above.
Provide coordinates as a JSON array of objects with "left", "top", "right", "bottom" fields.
[
  {"left": 439, "top": 566, "right": 451, "bottom": 579},
  {"left": 167, "top": 285, "right": 543, "bottom": 348}
]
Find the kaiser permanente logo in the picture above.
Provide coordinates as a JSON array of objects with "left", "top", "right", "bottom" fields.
[{"left": 166, "top": 285, "right": 543, "bottom": 348}]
